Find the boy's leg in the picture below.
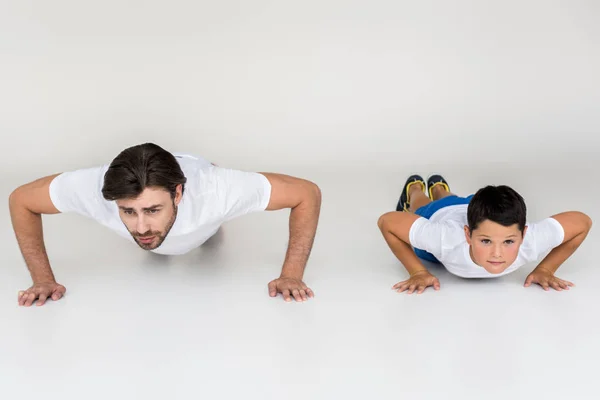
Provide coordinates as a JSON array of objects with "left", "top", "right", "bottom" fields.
[
  {"left": 430, "top": 185, "right": 456, "bottom": 200},
  {"left": 408, "top": 182, "right": 431, "bottom": 212}
]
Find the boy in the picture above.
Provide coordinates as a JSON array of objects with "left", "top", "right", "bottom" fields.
[{"left": 377, "top": 174, "right": 592, "bottom": 294}]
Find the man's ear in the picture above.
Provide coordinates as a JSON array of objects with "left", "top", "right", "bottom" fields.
[{"left": 174, "top": 184, "right": 183, "bottom": 206}]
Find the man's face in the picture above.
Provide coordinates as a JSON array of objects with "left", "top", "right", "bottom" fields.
[
  {"left": 464, "top": 219, "right": 527, "bottom": 274},
  {"left": 116, "top": 185, "right": 182, "bottom": 250}
]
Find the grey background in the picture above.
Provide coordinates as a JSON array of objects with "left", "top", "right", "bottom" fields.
[
  {"left": 1, "top": 1, "right": 599, "bottom": 399},
  {"left": 2, "top": 0, "right": 599, "bottom": 173}
]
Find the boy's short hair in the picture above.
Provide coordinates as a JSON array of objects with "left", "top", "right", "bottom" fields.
[{"left": 467, "top": 185, "right": 527, "bottom": 234}]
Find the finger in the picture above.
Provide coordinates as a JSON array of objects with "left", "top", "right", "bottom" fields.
[
  {"left": 299, "top": 290, "right": 308, "bottom": 301},
  {"left": 291, "top": 289, "right": 302, "bottom": 302},
  {"left": 558, "top": 280, "right": 571, "bottom": 290},
  {"left": 417, "top": 285, "right": 426, "bottom": 294},
  {"left": 305, "top": 288, "right": 315, "bottom": 298},
  {"left": 37, "top": 293, "right": 49, "bottom": 306},
  {"left": 282, "top": 289, "right": 292, "bottom": 302},
  {"left": 524, "top": 275, "right": 534, "bottom": 287},
  {"left": 407, "top": 284, "right": 417, "bottom": 294},
  {"left": 433, "top": 279, "right": 441, "bottom": 290},
  {"left": 541, "top": 282, "right": 550, "bottom": 291},
  {"left": 18, "top": 291, "right": 28, "bottom": 306},
  {"left": 268, "top": 281, "right": 277, "bottom": 297},
  {"left": 396, "top": 283, "right": 409, "bottom": 293},
  {"left": 550, "top": 281, "right": 562, "bottom": 291},
  {"left": 52, "top": 286, "right": 66, "bottom": 301},
  {"left": 18, "top": 290, "right": 25, "bottom": 304},
  {"left": 392, "top": 280, "right": 410, "bottom": 290},
  {"left": 25, "top": 292, "right": 37, "bottom": 307}
]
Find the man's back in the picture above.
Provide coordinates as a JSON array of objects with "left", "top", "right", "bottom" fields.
[{"left": 48, "top": 153, "right": 272, "bottom": 255}]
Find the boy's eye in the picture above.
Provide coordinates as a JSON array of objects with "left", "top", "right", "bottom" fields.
[
  {"left": 147, "top": 209, "right": 159, "bottom": 214},
  {"left": 504, "top": 240, "right": 514, "bottom": 245},
  {"left": 481, "top": 239, "right": 491, "bottom": 244}
]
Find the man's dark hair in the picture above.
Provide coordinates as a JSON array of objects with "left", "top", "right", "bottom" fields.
[
  {"left": 102, "top": 143, "right": 187, "bottom": 201},
  {"left": 467, "top": 185, "right": 526, "bottom": 234}
]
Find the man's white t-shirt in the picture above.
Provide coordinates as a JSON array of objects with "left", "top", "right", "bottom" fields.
[
  {"left": 408, "top": 204, "right": 565, "bottom": 278},
  {"left": 48, "top": 153, "right": 272, "bottom": 255}
]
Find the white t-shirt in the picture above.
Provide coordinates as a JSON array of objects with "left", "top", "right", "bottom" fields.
[
  {"left": 48, "top": 153, "right": 272, "bottom": 255},
  {"left": 408, "top": 204, "right": 565, "bottom": 278}
]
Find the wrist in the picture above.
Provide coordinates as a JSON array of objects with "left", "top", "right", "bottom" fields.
[
  {"left": 280, "top": 268, "right": 303, "bottom": 280},
  {"left": 409, "top": 269, "right": 431, "bottom": 277},
  {"left": 32, "top": 273, "right": 56, "bottom": 285},
  {"left": 534, "top": 265, "right": 555, "bottom": 275}
]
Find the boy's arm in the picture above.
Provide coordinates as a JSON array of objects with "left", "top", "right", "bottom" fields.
[
  {"left": 525, "top": 211, "right": 592, "bottom": 290},
  {"left": 377, "top": 211, "right": 440, "bottom": 294},
  {"left": 377, "top": 211, "right": 431, "bottom": 277}
]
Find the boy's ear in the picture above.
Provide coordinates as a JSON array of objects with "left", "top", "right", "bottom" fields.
[{"left": 464, "top": 225, "right": 472, "bottom": 244}]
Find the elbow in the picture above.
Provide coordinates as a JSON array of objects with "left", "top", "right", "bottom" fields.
[
  {"left": 305, "top": 180, "right": 322, "bottom": 205},
  {"left": 581, "top": 212, "right": 593, "bottom": 232},
  {"left": 378, "top": 212, "right": 393, "bottom": 231},
  {"left": 8, "top": 187, "right": 23, "bottom": 211}
]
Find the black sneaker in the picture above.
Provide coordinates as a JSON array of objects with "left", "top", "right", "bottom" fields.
[
  {"left": 396, "top": 174, "right": 427, "bottom": 212},
  {"left": 426, "top": 174, "right": 450, "bottom": 199}
]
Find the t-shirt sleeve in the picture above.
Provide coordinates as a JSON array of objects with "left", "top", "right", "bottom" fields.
[
  {"left": 521, "top": 217, "right": 566, "bottom": 261},
  {"left": 408, "top": 217, "right": 445, "bottom": 258},
  {"left": 214, "top": 168, "right": 272, "bottom": 221},
  {"left": 48, "top": 166, "right": 108, "bottom": 219}
]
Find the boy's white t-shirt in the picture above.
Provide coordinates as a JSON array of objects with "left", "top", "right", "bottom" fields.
[
  {"left": 408, "top": 205, "right": 565, "bottom": 278},
  {"left": 48, "top": 153, "right": 272, "bottom": 255}
]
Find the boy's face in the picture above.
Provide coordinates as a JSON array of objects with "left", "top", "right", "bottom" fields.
[
  {"left": 464, "top": 219, "right": 527, "bottom": 274},
  {"left": 115, "top": 184, "right": 182, "bottom": 250}
]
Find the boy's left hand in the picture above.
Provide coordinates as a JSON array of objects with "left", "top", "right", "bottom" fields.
[{"left": 524, "top": 268, "right": 575, "bottom": 291}]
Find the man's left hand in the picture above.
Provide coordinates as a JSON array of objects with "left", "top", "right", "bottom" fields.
[{"left": 268, "top": 277, "right": 314, "bottom": 302}]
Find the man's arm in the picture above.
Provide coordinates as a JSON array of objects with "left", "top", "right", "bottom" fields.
[
  {"left": 377, "top": 211, "right": 441, "bottom": 293},
  {"left": 9, "top": 173, "right": 67, "bottom": 306},
  {"left": 525, "top": 211, "right": 592, "bottom": 290},
  {"left": 259, "top": 173, "right": 321, "bottom": 302}
]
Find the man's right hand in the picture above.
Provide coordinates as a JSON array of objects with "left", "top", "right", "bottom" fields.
[
  {"left": 18, "top": 282, "right": 66, "bottom": 306},
  {"left": 392, "top": 271, "right": 440, "bottom": 294}
]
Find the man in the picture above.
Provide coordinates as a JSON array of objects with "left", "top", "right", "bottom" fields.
[{"left": 9, "top": 143, "right": 322, "bottom": 306}]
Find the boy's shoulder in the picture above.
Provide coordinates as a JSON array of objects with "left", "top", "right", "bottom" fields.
[{"left": 519, "top": 217, "right": 565, "bottom": 261}]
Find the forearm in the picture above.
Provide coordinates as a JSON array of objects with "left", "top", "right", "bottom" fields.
[
  {"left": 9, "top": 202, "right": 56, "bottom": 284},
  {"left": 535, "top": 229, "right": 590, "bottom": 274},
  {"left": 379, "top": 224, "right": 429, "bottom": 276},
  {"left": 279, "top": 188, "right": 321, "bottom": 279}
]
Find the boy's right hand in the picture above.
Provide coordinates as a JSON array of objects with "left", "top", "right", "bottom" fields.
[
  {"left": 18, "top": 282, "right": 66, "bottom": 306},
  {"left": 393, "top": 271, "right": 440, "bottom": 294}
]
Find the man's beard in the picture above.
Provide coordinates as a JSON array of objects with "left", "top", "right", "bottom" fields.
[{"left": 131, "top": 204, "right": 178, "bottom": 250}]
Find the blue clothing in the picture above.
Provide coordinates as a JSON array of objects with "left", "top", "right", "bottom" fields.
[{"left": 413, "top": 194, "right": 474, "bottom": 263}]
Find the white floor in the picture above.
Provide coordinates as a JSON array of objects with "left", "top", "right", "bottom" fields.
[{"left": 1, "top": 162, "right": 599, "bottom": 400}]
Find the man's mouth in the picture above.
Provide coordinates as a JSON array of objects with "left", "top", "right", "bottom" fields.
[{"left": 138, "top": 236, "right": 155, "bottom": 244}]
